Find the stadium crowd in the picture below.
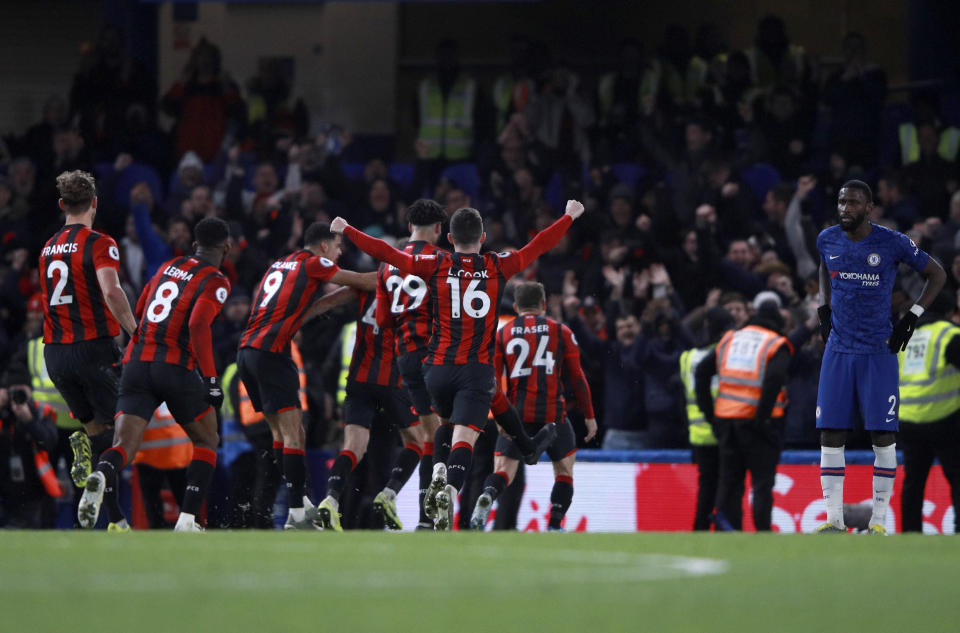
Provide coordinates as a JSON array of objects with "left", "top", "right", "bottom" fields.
[{"left": 2, "top": 15, "right": 960, "bottom": 528}]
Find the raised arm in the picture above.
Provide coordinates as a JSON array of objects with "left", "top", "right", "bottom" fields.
[
  {"left": 500, "top": 200, "right": 583, "bottom": 277},
  {"left": 332, "top": 216, "right": 421, "bottom": 275}
]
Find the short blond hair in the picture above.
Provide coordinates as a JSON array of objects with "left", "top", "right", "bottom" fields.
[{"left": 56, "top": 170, "right": 96, "bottom": 214}]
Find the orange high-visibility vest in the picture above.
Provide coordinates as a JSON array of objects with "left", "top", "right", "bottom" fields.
[
  {"left": 239, "top": 342, "right": 308, "bottom": 425},
  {"left": 133, "top": 403, "right": 193, "bottom": 470},
  {"left": 0, "top": 403, "right": 63, "bottom": 497},
  {"left": 714, "top": 325, "right": 792, "bottom": 420}
]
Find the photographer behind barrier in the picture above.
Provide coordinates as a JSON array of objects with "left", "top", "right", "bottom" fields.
[{"left": 0, "top": 366, "right": 61, "bottom": 529}]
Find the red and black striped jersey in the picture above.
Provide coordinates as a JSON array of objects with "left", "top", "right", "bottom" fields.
[
  {"left": 344, "top": 214, "right": 572, "bottom": 366},
  {"left": 125, "top": 255, "right": 230, "bottom": 370},
  {"left": 495, "top": 314, "right": 595, "bottom": 425},
  {"left": 348, "top": 290, "right": 400, "bottom": 387},
  {"left": 38, "top": 224, "right": 121, "bottom": 344},
  {"left": 375, "top": 240, "right": 444, "bottom": 356},
  {"left": 240, "top": 250, "right": 340, "bottom": 354}
]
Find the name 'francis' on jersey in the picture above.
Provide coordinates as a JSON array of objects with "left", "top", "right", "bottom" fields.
[
  {"left": 375, "top": 240, "right": 443, "bottom": 356},
  {"left": 38, "top": 224, "right": 122, "bottom": 344},
  {"left": 125, "top": 255, "right": 230, "bottom": 370},
  {"left": 495, "top": 314, "right": 595, "bottom": 425},
  {"left": 343, "top": 214, "right": 573, "bottom": 366},
  {"left": 240, "top": 250, "right": 341, "bottom": 354},
  {"left": 818, "top": 223, "right": 930, "bottom": 354}
]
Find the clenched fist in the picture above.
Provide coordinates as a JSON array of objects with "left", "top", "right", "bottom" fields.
[
  {"left": 565, "top": 199, "right": 585, "bottom": 220},
  {"left": 330, "top": 217, "right": 349, "bottom": 234}
]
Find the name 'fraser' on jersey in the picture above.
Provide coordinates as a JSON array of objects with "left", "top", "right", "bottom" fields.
[{"left": 818, "top": 223, "right": 930, "bottom": 354}]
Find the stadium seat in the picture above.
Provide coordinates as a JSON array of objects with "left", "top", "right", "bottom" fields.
[
  {"left": 388, "top": 162, "right": 415, "bottom": 190},
  {"left": 340, "top": 161, "right": 365, "bottom": 181},
  {"left": 115, "top": 163, "right": 164, "bottom": 207},
  {"left": 440, "top": 162, "right": 480, "bottom": 200},
  {"left": 544, "top": 171, "right": 565, "bottom": 213},
  {"left": 610, "top": 163, "right": 645, "bottom": 190},
  {"left": 739, "top": 162, "right": 781, "bottom": 203}
]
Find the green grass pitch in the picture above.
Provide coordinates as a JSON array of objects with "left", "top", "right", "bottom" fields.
[{"left": 2, "top": 531, "right": 957, "bottom": 633}]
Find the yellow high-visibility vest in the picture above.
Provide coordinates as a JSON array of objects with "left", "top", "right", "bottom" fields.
[
  {"left": 417, "top": 75, "right": 476, "bottom": 161},
  {"left": 27, "top": 337, "right": 79, "bottom": 430},
  {"left": 679, "top": 346, "right": 718, "bottom": 446},
  {"left": 898, "top": 122, "right": 960, "bottom": 165},
  {"left": 898, "top": 320, "right": 960, "bottom": 422},
  {"left": 337, "top": 322, "right": 357, "bottom": 406}
]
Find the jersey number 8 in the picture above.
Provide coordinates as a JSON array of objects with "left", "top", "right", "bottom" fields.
[{"left": 146, "top": 281, "right": 179, "bottom": 323}]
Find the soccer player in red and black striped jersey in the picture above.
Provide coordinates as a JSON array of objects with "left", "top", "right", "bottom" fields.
[
  {"left": 374, "top": 199, "right": 448, "bottom": 529},
  {"left": 315, "top": 289, "right": 425, "bottom": 531},
  {"left": 78, "top": 218, "right": 232, "bottom": 532},
  {"left": 331, "top": 199, "right": 585, "bottom": 529},
  {"left": 38, "top": 170, "right": 138, "bottom": 497},
  {"left": 237, "top": 221, "right": 375, "bottom": 530},
  {"left": 469, "top": 282, "right": 597, "bottom": 531}
]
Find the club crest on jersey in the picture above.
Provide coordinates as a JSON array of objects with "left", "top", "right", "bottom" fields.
[
  {"left": 867, "top": 253, "right": 881, "bottom": 267},
  {"left": 816, "top": 406, "right": 821, "bottom": 418}
]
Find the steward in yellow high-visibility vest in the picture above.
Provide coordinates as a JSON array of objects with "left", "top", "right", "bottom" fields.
[
  {"left": 416, "top": 73, "right": 476, "bottom": 161},
  {"left": 896, "top": 300, "right": 960, "bottom": 534},
  {"left": 27, "top": 337, "right": 79, "bottom": 431},
  {"left": 897, "top": 122, "right": 960, "bottom": 165},
  {"left": 679, "top": 306, "right": 733, "bottom": 531}
]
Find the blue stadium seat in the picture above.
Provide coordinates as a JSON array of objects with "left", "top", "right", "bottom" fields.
[
  {"left": 115, "top": 163, "right": 164, "bottom": 207},
  {"left": 440, "top": 162, "right": 480, "bottom": 199},
  {"left": 739, "top": 162, "right": 781, "bottom": 202},
  {"left": 544, "top": 171, "right": 565, "bottom": 213},
  {"left": 610, "top": 163, "right": 645, "bottom": 190},
  {"left": 340, "top": 161, "right": 365, "bottom": 181},
  {"left": 388, "top": 162, "right": 415, "bottom": 190}
]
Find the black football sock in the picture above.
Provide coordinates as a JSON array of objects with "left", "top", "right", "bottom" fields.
[
  {"left": 446, "top": 442, "right": 474, "bottom": 492},
  {"left": 494, "top": 403, "right": 534, "bottom": 453},
  {"left": 283, "top": 448, "right": 306, "bottom": 509},
  {"left": 548, "top": 476, "right": 574, "bottom": 529},
  {"left": 272, "top": 441, "right": 284, "bottom": 468},
  {"left": 481, "top": 470, "right": 509, "bottom": 502},
  {"left": 96, "top": 447, "right": 126, "bottom": 523},
  {"left": 418, "top": 442, "right": 434, "bottom": 522},
  {"left": 181, "top": 447, "right": 217, "bottom": 517},
  {"left": 433, "top": 424, "right": 453, "bottom": 466},
  {"left": 386, "top": 443, "right": 423, "bottom": 493},
  {"left": 89, "top": 429, "right": 114, "bottom": 459},
  {"left": 326, "top": 450, "right": 357, "bottom": 502}
]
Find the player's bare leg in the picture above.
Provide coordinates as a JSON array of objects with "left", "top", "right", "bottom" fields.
[
  {"left": 269, "top": 408, "right": 316, "bottom": 529},
  {"left": 817, "top": 429, "right": 849, "bottom": 533},
  {"left": 868, "top": 430, "right": 896, "bottom": 534},
  {"left": 375, "top": 425, "right": 425, "bottom": 530},
  {"left": 78, "top": 414, "right": 148, "bottom": 529},
  {"left": 471, "top": 454, "right": 519, "bottom": 530},
  {"left": 175, "top": 408, "right": 220, "bottom": 532},
  {"left": 435, "top": 425, "right": 481, "bottom": 531},
  {"left": 425, "top": 417, "right": 452, "bottom": 521},
  {"left": 319, "top": 424, "right": 369, "bottom": 531},
  {"left": 547, "top": 455, "right": 576, "bottom": 531}
]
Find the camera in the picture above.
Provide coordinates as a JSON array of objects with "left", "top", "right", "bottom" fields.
[{"left": 10, "top": 387, "right": 28, "bottom": 405}]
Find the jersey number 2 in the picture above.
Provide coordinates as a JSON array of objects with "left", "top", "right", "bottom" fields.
[{"left": 47, "top": 260, "right": 74, "bottom": 306}]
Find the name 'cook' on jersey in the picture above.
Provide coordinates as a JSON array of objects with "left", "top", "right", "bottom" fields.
[{"left": 817, "top": 223, "right": 930, "bottom": 354}]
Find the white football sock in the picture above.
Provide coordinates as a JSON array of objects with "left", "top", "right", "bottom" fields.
[
  {"left": 289, "top": 507, "right": 305, "bottom": 522},
  {"left": 870, "top": 444, "right": 897, "bottom": 526},
  {"left": 176, "top": 512, "right": 196, "bottom": 527},
  {"left": 820, "top": 446, "right": 846, "bottom": 527}
]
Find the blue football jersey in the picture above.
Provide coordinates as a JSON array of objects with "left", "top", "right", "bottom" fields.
[{"left": 817, "top": 223, "right": 930, "bottom": 354}]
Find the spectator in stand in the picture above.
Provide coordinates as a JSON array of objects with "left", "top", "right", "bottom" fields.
[
  {"left": 877, "top": 170, "right": 919, "bottom": 231},
  {"left": 129, "top": 183, "right": 193, "bottom": 279},
  {"left": 69, "top": 24, "right": 155, "bottom": 162},
  {"left": 699, "top": 157, "right": 760, "bottom": 243},
  {"left": 522, "top": 63, "right": 595, "bottom": 176},
  {"left": 16, "top": 95, "right": 69, "bottom": 170},
  {"left": 822, "top": 32, "right": 886, "bottom": 169},
  {"left": 903, "top": 120, "right": 959, "bottom": 220},
  {"left": 119, "top": 215, "right": 145, "bottom": 293},
  {"left": 5, "top": 159, "right": 42, "bottom": 249},
  {"left": 745, "top": 15, "right": 816, "bottom": 107},
  {"left": 357, "top": 178, "right": 404, "bottom": 238},
  {"left": 415, "top": 39, "right": 481, "bottom": 166},
  {"left": 754, "top": 86, "right": 812, "bottom": 180},
  {"left": 161, "top": 38, "right": 244, "bottom": 162},
  {"left": 642, "top": 116, "right": 718, "bottom": 227},
  {"left": 758, "top": 182, "right": 817, "bottom": 271},
  {"left": 596, "top": 38, "right": 656, "bottom": 163},
  {"left": 490, "top": 34, "right": 537, "bottom": 137},
  {"left": 213, "top": 290, "right": 250, "bottom": 372},
  {"left": 165, "top": 150, "right": 207, "bottom": 216}
]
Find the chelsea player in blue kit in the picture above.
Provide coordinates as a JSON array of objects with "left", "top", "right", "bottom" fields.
[{"left": 815, "top": 180, "right": 945, "bottom": 534}]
